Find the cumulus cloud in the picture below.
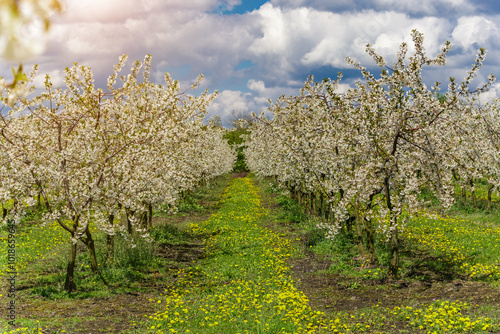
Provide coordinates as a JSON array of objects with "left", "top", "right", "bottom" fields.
[
  {"left": 479, "top": 82, "right": 500, "bottom": 104},
  {"left": 32, "top": 69, "right": 65, "bottom": 88},
  {"left": 36, "top": 0, "right": 263, "bottom": 90},
  {"left": 250, "top": 5, "right": 452, "bottom": 79},
  {"left": 247, "top": 79, "right": 266, "bottom": 93},
  {"left": 207, "top": 90, "right": 258, "bottom": 126},
  {"left": 452, "top": 16, "right": 499, "bottom": 50},
  {"left": 4, "top": 0, "right": 499, "bottom": 124}
]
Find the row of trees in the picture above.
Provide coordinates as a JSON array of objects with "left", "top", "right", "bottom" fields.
[
  {"left": 0, "top": 55, "right": 236, "bottom": 291},
  {"left": 245, "top": 30, "right": 500, "bottom": 277}
]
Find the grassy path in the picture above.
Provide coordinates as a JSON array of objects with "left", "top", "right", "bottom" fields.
[{"left": 144, "top": 177, "right": 337, "bottom": 333}]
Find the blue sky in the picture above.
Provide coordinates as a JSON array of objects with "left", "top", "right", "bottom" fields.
[
  {"left": 216, "top": 0, "right": 269, "bottom": 14},
  {"left": 2, "top": 0, "right": 499, "bottom": 126}
]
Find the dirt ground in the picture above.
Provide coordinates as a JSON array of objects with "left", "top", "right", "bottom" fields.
[{"left": 290, "top": 250, "right": 500, "bottom": 313}]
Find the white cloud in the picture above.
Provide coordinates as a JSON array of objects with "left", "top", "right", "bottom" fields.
[
  {"left": 247, "top": 79, "right": 266, "bottom": 93},
  {"left": 4, "top": 0, "right": 499, "bottom": 125},
  {"left": 270, "top": 0, "right": 476, "bottom": 16},
  {"left": 373, "top": 0, "right": 475, "bottom": 15},
  {"left": 335, "top": 83, "right": 352, "bottom": 94},
  {"left": 452, "top": 16, "right": 499, "bottom": 50},
  {"left": 479, "top": 82, "right": 500, "bottom": 104},
  {"left": 63, "top": 23, "right": 128, "bottom": 56},
  {"left": 298, "top": 10, "right": 451, "bottom": 68},
  {"left": 207, "top": 90, "right": 258, "bottom": 126},
  {"left": 63, "top": 0, "right": 140, "bottom": 23}
]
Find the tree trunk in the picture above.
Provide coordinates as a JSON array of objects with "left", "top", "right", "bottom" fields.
[
  {"left": 363, "top": 218, "right": 377, "bottom": 265},
  {"left": 303, "top": 192, "right": 309, "bottom": 213},
  {"left": 385, "top": 175, "right": 399, "bottom": 278},
  {"left": 148, "top": 203, "right": 153, "bottom": 229},
  {"left": 64, "top": 241, "right": 78, "bottom": 292},
  {"left": 318, "top": 193, "right": 324, "bottom": 217},
  {"left": 488, "top": 184, "right": 494, "bottom": 210},
  {"left": 311, "top": 193, "right": 316, "bottom": 215},
  {"left": 462, "top": 185, "right": 467, "bottom": 203},
  {"left": 84, "top": 227, "right": 99, "bottom": 273},
  {"left": 140, "top": 211, "right": 148, "bottom": 229},
  {"left": 328, "top": 201, "right": 335, "bottom": 222},
  {"left": 470, "top": 179, "right": 477, "bottom": 208},
  {"left": 37, "top": 193, "right": 42, "bottom": 209},
  {"left": 353, "top": 204, "right": 367, "bottom": 260},
  {"left": 106, "top": 214, "right": 114, "bottom": 263},
  {"left": 304, "top": 193, "right": 309, "bottom": 214},
  {"left": 389, "top": 224, "right": 400, "bottom": 278},
  {"left": 126, "top": 209, "right": 134, "bottom": 234},
  {"left": 83, "top": 226, "right": 108, "bottom": 286}
]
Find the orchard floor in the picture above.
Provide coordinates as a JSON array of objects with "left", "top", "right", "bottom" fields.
[
  {"left": 1, "top": 176, "right": 228, "bottom": 333},
  {"left": 257, "top": 179, "right": 500, "bottom": 332},
  {"left": 292, "top": 250, "right": 500, "bottom": 312},
  {"left": 5, "top": 209, "right": 215, "bottom": 333},
  {"left": 2, "top": 173, "right": 500, "bottom": 333}
]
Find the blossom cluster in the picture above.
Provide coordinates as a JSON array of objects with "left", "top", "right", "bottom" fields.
[{"left": 0, "top": 54, "right": 236, "bottom": 244}]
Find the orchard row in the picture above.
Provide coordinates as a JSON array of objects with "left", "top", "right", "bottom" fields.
[
  {"left": 245, "top": 30, "right": 500, "bottom": 277},
  {"left": 0, "top": 55, "right": 235, "bottom": 291}
]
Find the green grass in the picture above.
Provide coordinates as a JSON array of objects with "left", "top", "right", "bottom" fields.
[
  {"left": 402, "top": 213, "right": 500, "bottom": 281},
  {"left": 0, "top": 220, "right": 74, "bottom": 280},
  {"left": 177, "top": 192, "right": 206, "bottom": 213},
  {"left": 2, "top": 174, "right": 500, "bottom": 333},
  {"left": 251, "top": 177, "right": 500, "bottom": 333},
  {"left": 275, "top": 195, "right": 307, "bottom": 223},
  {"left": 142, "top": 178, "right": 333, "bottom": 333},
  {"left": 266, "top": 180, "right": 500, "bottom": 284}
]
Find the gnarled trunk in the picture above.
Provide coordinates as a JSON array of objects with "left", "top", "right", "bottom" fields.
[
  {"left": 82, "top": 226, "right": 108, "bottom": 286},
  {"left": 64, "top": 241, "right": 78, "bottom": 292}
]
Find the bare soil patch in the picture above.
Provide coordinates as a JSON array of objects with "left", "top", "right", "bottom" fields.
[
  {"left": 231, "top": 171, "right": 249, "bottom": 178},
  {"left": 18, "top": 292, "right": 158, "bottom": 333},
  {"left": 290, "top": 251, "right": 500, "bottom": 313},
  {"left": 156, "top": 242, "right": 205, "bottom": 264}
]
